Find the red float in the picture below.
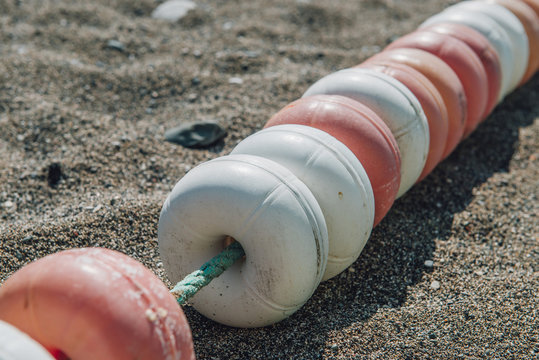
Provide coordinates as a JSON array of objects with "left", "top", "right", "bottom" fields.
[
  {"left": 386, "top": 30, "right": 488, "bottom": 137},
  {"left": 421, "top": 22, "right": 502, "bottom": 119},
  {"left": 264, "top": 95, "right": 401, "bottom": 226},
  {"left": 364, "top": 48, "right": 467, "bottom": 159},
  {"left": 358, "top": 62, "right": 448, "bottom": 181},
  {"left": 0, "top": 248, "right": 195, "bottom": 360}
]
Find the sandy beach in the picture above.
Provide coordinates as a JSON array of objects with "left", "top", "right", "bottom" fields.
[{"left": 1, "top": 0, "right": 537, "bottom": 358}]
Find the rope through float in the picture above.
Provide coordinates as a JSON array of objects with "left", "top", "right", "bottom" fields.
[{"left": 171, "top": 241, "right": 245, "bottom": 305}]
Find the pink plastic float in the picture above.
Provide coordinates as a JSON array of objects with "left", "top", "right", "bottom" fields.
[
  {"left": 358, "top": 62, "right": 448, "bottom": 181},
  {"left": 386, "top": 30, "right": 488, "bottom": 137},
  {"left": 420, "top": 4, "right": 517, "bottom": 99},
  {"left": 421, "top": 22, "right": 502, "bottom": 119},
  {"left": 363, "top": 48, "right": 467, "bottom": 159},
  {"left": 265, "top": 95, "right": 401, "bottom": 226},
  {"left": 302, "top": 68, "right": 429, "bottom": 199},
  {"left": 0, "top": 248, "right": 195, "bottom": 360}
]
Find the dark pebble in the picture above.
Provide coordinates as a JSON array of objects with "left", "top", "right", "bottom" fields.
[
  {"left": 164, "top": 121, "right": 226, "bottom": 148},
  {"left": 47, "top": 162, "right": 63, "bottom": 187}
]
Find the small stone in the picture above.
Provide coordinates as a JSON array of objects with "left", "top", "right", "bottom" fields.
[
  {"left": 47, "top": 163, "right": 63, "bottom": 187},
  {"left": 243, "top": 50, "right": 261, "bottom": 58},
  {"left": 3, "top": 200, "right": 14, "bottom": 208},
  {"left": 151, "top": 0, "right": 196, "bottom": 22},
  {"left": 69, "top": 58, "right": 82, "bottom": 67},
  {"left": 106, "top": 40, "right": 125, "bottom": 52},
  {"left": 228, "top": 77, "right": 243, "bottom": 85},
  {"left": 424, "top": 260, "right": 434, "bottom": 268},
  {"left": 187, "top": 93, "right": 198, "bottom": 102},
  {"left": 165, "top": 121, "right": 226, "bottom": 148},
  {"left": 430, "top": 280, "right": 441, "bottom": 290}
]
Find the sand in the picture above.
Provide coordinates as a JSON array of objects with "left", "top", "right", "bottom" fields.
[{"left": 0, "top": 0, "right": 537, "bottom": 359}]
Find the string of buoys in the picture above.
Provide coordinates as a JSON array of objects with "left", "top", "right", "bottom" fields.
[{"left": 0, "top": 1, "right": 537, "bottom": 358}]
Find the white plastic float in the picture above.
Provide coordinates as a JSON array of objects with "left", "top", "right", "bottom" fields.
[
  {"left": 232, "top": 124, "right": 375, "bottom": 281},
  {"left": 303, "top": 68, "right": 429, "bottom": 198},
  {"left": 0, "top": 321, "right": 54, "bottom": 360},
  {"left": 442, "top": 1, "right": 529, "bottom": 92},
  {"left": 421, "top": 6, "right": 516, "bottom": 99},
  {"left": 158, "top": 154, "right": 329, "bottom": 327}
]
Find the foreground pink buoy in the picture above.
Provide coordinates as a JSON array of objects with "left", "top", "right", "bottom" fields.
[
  {"left": 265, "top": 94, "right": 401, "bottom": 226},
  {"left": 0, "top": 248, "right": 195, "bottom": 360}
]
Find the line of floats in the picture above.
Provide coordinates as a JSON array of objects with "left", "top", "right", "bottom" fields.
[{"left": 1, "top": 1, "right": 538, "bottom": 359}]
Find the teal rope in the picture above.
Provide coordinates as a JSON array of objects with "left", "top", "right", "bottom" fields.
[{"left": 171, "top": 241, "right": 245, "bottom": 305}]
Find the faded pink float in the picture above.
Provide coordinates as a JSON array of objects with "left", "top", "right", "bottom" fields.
[
  {"left": 386, "top": 30, "right": 488, "bottom": 137},
  {"left": 358, "top": 62, "right": 448, "bottom": 181},
  {"left": 265, "top": 95, "right": 401, "bottom": 226},
  {"left": 421, "top": 22, "right": 502, "bottom": 119},
  {"left": 364, "top": 48, "right": 467, "bottom": 159},
  {"left": 0, "top": 248, "right": 195, "bottom": 360}
]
